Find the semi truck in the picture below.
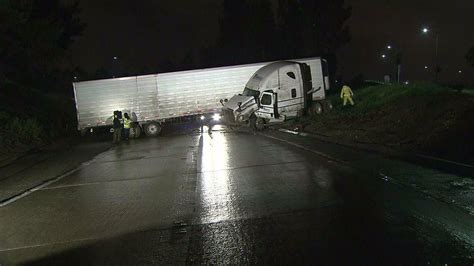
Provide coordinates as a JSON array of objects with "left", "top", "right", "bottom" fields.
[
  {"left": 73, "top": 57, "right": 329, "bottom": 137},
  {"left": 221, "top": 57, "right": 331, "bottom": 130}
]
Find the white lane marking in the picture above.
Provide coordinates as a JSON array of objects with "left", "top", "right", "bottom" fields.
[
  {"left": 278, "top": 129, "right": 299, "bottom": 135},
  {"left": 40, "top": 175, "right": 162, "bottom": 190},
  {"left": 0, "top": 236, "right": 98, "bottom": 252},
  {"left": 197, "top": 160, "right": 306, "bottom": 173},
  {"left": 260, "top": 134, "right": 348, "bottom": 165},
  {"left": 0, "top": 167, "right": 82, "bottom": 208},
  {"left": 415, "top": 154, "right": 474, "bottom": 168},
  {"left": 0, "top": 146, "right": 117, "bottom": 207}
]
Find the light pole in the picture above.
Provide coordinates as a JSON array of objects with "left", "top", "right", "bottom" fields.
[
  {"left": 112, "top": 56, "right": 119, "bottom": 78},
  {"left": 422, "top": 27, "right": 440, "bottom": 80},
  {"left": 381, "top": 44, "right": 402, "bottom": 83}
]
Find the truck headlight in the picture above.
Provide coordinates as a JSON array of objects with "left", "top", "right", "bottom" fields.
[{"left": 213, "top": 113, "right": 221, "bottom": 121}]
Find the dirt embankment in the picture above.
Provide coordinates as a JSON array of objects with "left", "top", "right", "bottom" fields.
[{"left": 298, "top": 86, "right": 474, "bottom": 162}]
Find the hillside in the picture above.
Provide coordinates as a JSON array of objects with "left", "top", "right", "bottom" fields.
[{"left": 298, "top": 84, "right": 474, "bottom": 162}]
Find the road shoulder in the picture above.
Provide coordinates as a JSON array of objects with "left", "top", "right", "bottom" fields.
[
  {"left": 0, "top": 141, "right": 111, "bottom": 205},
  {"left": 260, "top": 128, "right": 474, "bottom": 217}
]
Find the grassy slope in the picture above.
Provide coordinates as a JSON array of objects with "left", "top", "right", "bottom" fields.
[
  {"left": 302, "top": 84, "right": 474, "bottom": 161},
  {"left": 0, "top": 84, "right": 76, "bottom": 150}
]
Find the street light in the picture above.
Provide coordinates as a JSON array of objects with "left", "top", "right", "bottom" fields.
[
  {"left": 458, "top": 70, "right": 462, "bottom": 74},
  {"left": 422, "top": 26, "right": 440, "bottom": 80},
  {"left": 112, "top": 56, "right": 120, "bottom": 78},
  {"left": 387, "top": 45, "right": 392, "bottom": 50},
  {"left": 421, "top": 27, "right": 438, "bottom": 57},
  {"left": 381, "top": 54, "right": 387, "bottom": 58},
  {"left": 424, "top": 65, "right": 429, "bottom": 69}
]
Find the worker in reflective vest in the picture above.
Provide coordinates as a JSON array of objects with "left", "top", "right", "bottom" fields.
[
  {"left": 112, "top": 111, "right": 122, "bottom": 144},
  {"left": 340, "top": 85, "right": 355, "bottom": 106},
  {"left": 123, "top": 113, "right": 132, "bottom": 140}
]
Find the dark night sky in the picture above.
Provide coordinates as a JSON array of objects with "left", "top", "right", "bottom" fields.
[{"left": 71, "top": 0, "right": 474, "bottom": 84}]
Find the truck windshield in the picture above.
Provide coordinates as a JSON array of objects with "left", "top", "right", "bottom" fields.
[{"left": 243, "top": 87, "right": 260, "bottom": 98}]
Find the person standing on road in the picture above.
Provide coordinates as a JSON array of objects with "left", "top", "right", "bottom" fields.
[
  {"left": 340, "top": 84, "right": 355, "bottom": 106},
  {"left": 123, "top": 113, "right": 132, "bottom": 140},
  {"left": 112, "top": 111, "right": 122, "bottom": 144}
]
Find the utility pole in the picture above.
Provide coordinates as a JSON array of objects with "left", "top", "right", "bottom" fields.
[
  {"left": 381, "top": 44, "right": 402, "bottom": 83},
  {"left": 434, "top": 34, "right": 440, "bottom": 80}
]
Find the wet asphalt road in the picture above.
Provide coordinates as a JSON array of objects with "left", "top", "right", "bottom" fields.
[{"left": 0, "top": 125, "right": 472, "bottom": 265}]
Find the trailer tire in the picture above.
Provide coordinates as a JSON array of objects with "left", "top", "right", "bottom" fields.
[{"left": 144, "top": 122, "right": 161, "bottom": 137}]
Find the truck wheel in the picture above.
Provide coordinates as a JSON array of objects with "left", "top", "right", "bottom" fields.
[
  {"left": 130, "top": 124, "right": 142, "bottom": 139},
  {"left": 144, "top": 122, "right": 161, "bottom": 137},
  {"left": 249, "top": 115, "right": 256, "bottom": 129},
  {"left": 249, "top": 115, "right": 259, "bottom": 130},
  {"left": 323, "top": 100, "right": 333, "bottom": 112},
  {"left": 309, "top": 102, "right": 323, "bottom": 115},
  {"left": 250, "top": 115, "right": 266, "bottom": 131},
  {"left": 255, "top": 117, "right": 265, "bottom": 131}
]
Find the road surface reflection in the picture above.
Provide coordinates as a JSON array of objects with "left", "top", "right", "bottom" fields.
[{"left": 199, "top": 131, "right": 235, "bottom": 223}]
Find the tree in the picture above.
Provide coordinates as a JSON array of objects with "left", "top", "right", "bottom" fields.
[
  {"left": 215, "top": 0, "right": 277, "bottom": 65},
  {"left": 275, "top": 0, "right": 350, "bottom": 85},
  {"left": 276, "top": 0, "right": 351, "bottom": 57},
  {"left": 467, "top": 46, "right": 474, "bottom": 67},
  {"left": 0, "top": 0, "right": 85, "bottom": 140},
  {"left": 0, "top": 0, "right": 84, "bottom": 92},
  {"left": 213, "top": 0, "right": 351, "bottom": 85}
]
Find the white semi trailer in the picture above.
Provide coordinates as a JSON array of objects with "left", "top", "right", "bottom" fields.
[
  {"left": 73, "top": 57, "right": 329, "bottom": 137},
  {"left": 221, "top": 57, "right": 331, "bottom": 130}
]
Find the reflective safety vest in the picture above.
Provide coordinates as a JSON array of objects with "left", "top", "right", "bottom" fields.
[
  {"left": 340, "top": 85, "right": 353, "bottom": 97},
  {"left": 124, "top": 118, "right": 132, "bottom": 129}
]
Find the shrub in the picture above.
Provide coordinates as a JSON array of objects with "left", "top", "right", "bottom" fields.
[{"left": 1, "top": 117, "right": 44, "bottom": 145}]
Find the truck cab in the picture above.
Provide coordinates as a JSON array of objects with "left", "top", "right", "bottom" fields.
[{"left": 222, "top": 60, "right": 323, "bottom": 129}]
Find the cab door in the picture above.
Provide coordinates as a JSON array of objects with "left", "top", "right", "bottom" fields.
[
  {"left": 278, "top": 64, "right": 303, "bottom": 115},
  {"left": 256, "top": 92, "right": 275, "bottom": 119}
]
